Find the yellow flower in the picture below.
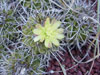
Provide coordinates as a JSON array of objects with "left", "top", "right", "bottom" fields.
[{"left": 33, "top": 17, "right": 64, "bottom": 48}]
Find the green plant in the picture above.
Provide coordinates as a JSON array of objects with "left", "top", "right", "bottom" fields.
[
  {"left": 22, "top": 16, "right": 64, "bottom": 54},
  {"left": 64, "top": 12, "right": 95, "bottom": 50},
  {"left": 0, "top": 0, "right": 99, "bottom": 75},
  {"left": 61, "top": 0, "right": 97, "bottom": 51},
  {"left": 0, "top": 49, "right": 43, "bottom": 75},
  {"left": 33, "top": 17, "right": 64, "bottom": 48}
]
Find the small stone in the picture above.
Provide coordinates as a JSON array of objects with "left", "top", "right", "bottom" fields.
[
  {"left": 97, "top": 58, "right": 100, "bottom": 63},
  {"left": 49, "top": 70, "right": 54, "bottom": 74},
  {"left": 77, "top": 71, "right": 82, "bottom": 75},
  {"left": 77, "top": 56, "right": 81, "bottom": 61},
  {"left": 68, "top": 63, "right": 72, "bottom": 68},
  {"left": 56, "top": 67, "right": 61, "bottom": 71},
  {"left": 66, "top": 58, "right": 71, "bottom": 64},
  {"left": 79, "top": 63, "right": 84, "bottom": 67},
  {"left": 69, "top": 69, "right": 74, "bottom": 73},
  {"left": 74, "top": 73, "right": 77, "bottom": 75},
  {"left": 55, "top": 62, "right": 59, "bottom": 66},
  {"left": 65, "top": 52, "right": 69, "bottom": 57},
  {"left": 80, "top": 67, "right": 86, "bottom": 73},
  {"left": 52, "top": 66, "right": 55, "bottom": 70},
  {"left": 94, "top": 73, "right": 98, "bottom": 75},
  {"left": 72, "top": 50, "right": 76, "bottom": 55},
  {"left": 60, "top": 72, "right": 64, "bottom": 75},
  {"left": 53, "top": 72, "right": 60, "bottom": 75},
  {"left": 55, "top": 72, "right": 60, "bottom": 75},
  {"left": 91, "top": 70, "right": 94, "bottom": 74}
]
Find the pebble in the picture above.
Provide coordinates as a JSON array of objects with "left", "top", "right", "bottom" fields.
[
  {"left": 49, "top": 70, "right": 54, "bottom": 74},
  {"left": 56, "top": 67, "right": 61, "bottom": 71},
  {"left": 59, "top": 72, "right": 63, "bottom": 75},
  {"left": 77, "top": 56, "right": 82, "bottom": 61},
  {"left": 46, "top": 44, "right": 100, "bottom": 75},
  {"left": 69, "top": 69, "right": 74, "bottom": 73},
  {"left": 94, "top": 73, "right": 98, "bottom": 75},
  {"left": 96, "top": 58, "right": 100, "bottom": 63},
  {"left": 80, "top": 67, "right": 86, "bottom": 73},
  {"left": 77, "top": 71, "right": 82, "bottom": 75},
  {"left": 55, "top": 62, "right": 59, "bottom": 66},
  {"left": 66, "top": 58, "right": 71, "bottom": 64},
  {"left": 53, "top": 72, "right": 60, "bottom": 75}
]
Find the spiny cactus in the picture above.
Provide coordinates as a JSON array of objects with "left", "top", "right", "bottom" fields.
[
  {"left": 0, "top": 49, "right": 44, "bottom": 75},
  {"left": 52, "top": 0, "right": 97, "bottom": 51},
  {"left": 63, "top": 11, "right": 96, "bottom": 51},
  {"left": 21, "top": 0, "right": 42, "bottom": 9},
  {"left": 0, "top": 0, "right": 64, "bottom": 74},
  {"left": 0, "top": 0, "right": 18, "bottom": 49},
  {"left": 0, "top": 0, "right": 98, "bottom": 75}
]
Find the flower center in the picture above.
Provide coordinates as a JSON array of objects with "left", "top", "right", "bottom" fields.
[{"left": 43, "top": 28, "right": 54, "bottom": 39}]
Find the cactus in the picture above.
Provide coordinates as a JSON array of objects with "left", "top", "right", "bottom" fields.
[
  {"left": 0, "top": 49, "right": 43, "bottom": 75},
  {"left": 59, "top": 0, "right": 97, "bottom": 51},
  {"left": 64, "top": 11, "right": 96, "bottom": 50},
  {"left": 0, "top": 0, "right": 98, "bottom": 75}
]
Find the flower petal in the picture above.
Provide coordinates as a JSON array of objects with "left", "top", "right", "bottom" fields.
[
  {"left": 57, "top": 28, "right": 64, "bottom": 33},
  {"left": 45, "top": 39, "right": 52, "bottom": 48},
  {"left": 52, "top": 21, "right": 61, "bottom": 29},
  {"left": 45, "top": 17, "right": 51, "bottom": 27},
  {"left": 33, "top": 36, "right": 41, "bottom": 42},
  {"left": 52, "top": 39, "right": 60, "bottom": 46},
  {"left": 39, "top": 35, "right": 45, "bottom": 42},
  {"left": 33, "top": 29, "right": 41, "bottom": 35},
  {"left": 56, "top": 34, "right": 64, "bottom": 40}
]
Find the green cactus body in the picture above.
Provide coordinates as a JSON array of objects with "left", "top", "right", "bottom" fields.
[{"left": 64, "top": 10, "right": 95, "bottom": 50}]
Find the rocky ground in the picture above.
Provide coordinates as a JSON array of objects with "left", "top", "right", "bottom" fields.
[{"left": 46, "top": 47, "right": 100, "bottom": 75}]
